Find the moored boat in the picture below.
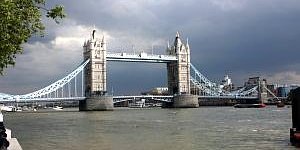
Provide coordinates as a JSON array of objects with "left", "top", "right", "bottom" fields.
[
  {"left": 277, "top": 101, "right": 285, "bottom": 108},
  {"left": 16, "top": 107, "right": 22, "bottom": 112},
  {"left": 0, "top": 105, "right": 16, "bottom": 112},
  {"left": 128, "top": 103, "right": 144, "bottom": 108},
  {"left": 234, "top": 103, "right": 266, "bottom": 108},
  {"left": 53, "top": 106, "right": 63, "bottom": 111}
]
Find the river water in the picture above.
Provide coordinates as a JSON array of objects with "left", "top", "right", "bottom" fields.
[{"left": 3, "top": 106, "right": 297, "bottom": 150}]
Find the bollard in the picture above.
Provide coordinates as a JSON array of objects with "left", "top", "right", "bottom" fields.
[
  {"left": 0, "top": 112, "right": 9, "bottom": 150},
  {"left": 290, "top": 87, "right": 300, "bottom": 146},
  {"left": 291, "top": 128, "right": 296, "bottom": 146}
]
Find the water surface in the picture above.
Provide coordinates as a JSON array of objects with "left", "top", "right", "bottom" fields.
[{"left": 3, "top": 106, "right": 297, "bottom": 150}]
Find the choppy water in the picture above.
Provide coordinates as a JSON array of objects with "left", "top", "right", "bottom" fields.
[{"left": 3, "top": 106, "right": 297, "bottom": 150}]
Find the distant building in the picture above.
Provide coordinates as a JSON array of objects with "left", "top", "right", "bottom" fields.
[
  {"left": 244, "top": 77, "right": 261, "bottom": 87},
  {"left": 243, "top": 76, "right": 268, "bottom": 90},
  {"left": 277, "top": 87, "right": 291, "bottom": 97},
  {"left": 290, "top": 84, "right": 300, "bottom": 90},
  {"left": 219, "top": 75, "right": 234, "bottom": 92},
  {"left": 142, "top": 87, "right": 169, "bottom": 95},
  {"left": 276, "top": 85, "right": 299, "bottom": 97}
]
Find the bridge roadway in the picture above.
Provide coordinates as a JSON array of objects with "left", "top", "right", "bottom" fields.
[{"left": 0, "top": 95, "right": 258, "bottom": 103}]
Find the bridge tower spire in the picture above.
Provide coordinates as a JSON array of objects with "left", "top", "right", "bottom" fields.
[{"left": 80, "top": 29, "right": 113, "bottom": 111}]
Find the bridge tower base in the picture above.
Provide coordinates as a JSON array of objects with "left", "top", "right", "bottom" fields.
[
  {"left": 79, "top": 96, "right": 113, "bottom": 111},
  {"left": 173, "top": 94, "right": 199, "bottom": 108}
]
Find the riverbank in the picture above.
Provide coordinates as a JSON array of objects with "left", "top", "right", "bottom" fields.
[{"left": 6, "top": 129, "right": 22, "bottom": 150}]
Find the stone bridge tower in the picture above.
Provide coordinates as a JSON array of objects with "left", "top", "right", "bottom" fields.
[
  {"left": 79, "top": 30, "right": 113, "bottom": 111},
  {"left": 167, "top": 32, "right": 198, "bottom": 108},
  {"left": 167, "top": 32, "right": 191, "bottom": 95},
  {"left": 83, "top": 30, "right": 107, "bottom": 96}
]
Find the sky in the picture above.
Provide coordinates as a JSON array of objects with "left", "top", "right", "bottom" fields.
[{"left": 1, "top": 0, "right": 300, "bottom": 95}]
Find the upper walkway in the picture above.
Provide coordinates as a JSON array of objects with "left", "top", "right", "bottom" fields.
[{"left": 106, "top": 52, "right": 177, "bottom": 63}]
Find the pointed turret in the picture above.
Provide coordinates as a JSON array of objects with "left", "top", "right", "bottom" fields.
[
  {"left": 101, "top": 35, "right": 106, "bottom": 43},
  {"left": 101, "top": 35, "right": 106, "bottom": 49},
  {"left": 174, "top": 31, "right": 182, "bottom": 53},
  {"left": 83, "top": 39, "right": 87, "bottom": 47},
  {"left": 166, "top": 40, "right": 171, "bottom": 54},
  {"left": 92, "top": 29, "right": 96, "bottom": 40},
  {"left": 176, "top": 31, "right": 180, "bottom": 38},
  {"left": 186, "top": 37, "right": 190, "bottom": 50}
]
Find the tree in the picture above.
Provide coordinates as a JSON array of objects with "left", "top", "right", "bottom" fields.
[{"left": 0, "top": 0, "right": 65, "bottom": 75}]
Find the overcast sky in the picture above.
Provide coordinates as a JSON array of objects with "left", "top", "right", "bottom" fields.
[{"left": 1, "top": 0, "right": 300, "bottom": 95}]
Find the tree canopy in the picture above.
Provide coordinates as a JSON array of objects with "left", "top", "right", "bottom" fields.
[{"left": 0, "top": 0, "right": 65, "bottom": 75}]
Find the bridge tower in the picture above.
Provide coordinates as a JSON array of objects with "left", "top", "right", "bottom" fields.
[
  {"left": 166, "top": 32, "right": 199, "bottom": 108},
  {"left": 79, "top": 29, "right": 113, "bottom": 111},
  {"left": 258, "top": 78, "right": 268, "bottom": 104}
]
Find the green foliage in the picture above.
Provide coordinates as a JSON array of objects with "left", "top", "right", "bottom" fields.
[
  {"left": 47, "top": 5, "right": 65, "bottom": 23},
  {"left": 0, "top": 0, "right": 65, "bottom": 75}
]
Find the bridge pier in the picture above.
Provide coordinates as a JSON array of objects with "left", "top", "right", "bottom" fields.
[
  {"left": 173, "top": 94, "right": 199, "bottom": 108},
  {"left": 79, "top": 96, "right": 113, "bottom": 111}
]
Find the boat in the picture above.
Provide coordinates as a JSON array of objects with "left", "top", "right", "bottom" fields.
[
  {"left": 16, "top": 107, "right": 22, "bottom": 112},
  {"left": 152, "top": 103, "right": 162, "bottom": 107},
  {"left": 0, "top": 105, "right": 16, "bottom": 112},
  {"left": 129, "top": 99, "right": 146, "bottom": 108},
  {"left": 234, "top": 103, "right": 266, "bottom": 108},
  {"left": 128, "top": 103, "right": 144, "bottom": 108},
  {"left": 53, "top": 106, "right": 63, "bottom": 111},
  {"left": 277, "top": 101, "right": 285, "bottom": 108}
]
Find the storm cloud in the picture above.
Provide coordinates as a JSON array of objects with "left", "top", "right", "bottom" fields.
[{"left": 1, "top": 0, "right": 300, "bottom": 95}]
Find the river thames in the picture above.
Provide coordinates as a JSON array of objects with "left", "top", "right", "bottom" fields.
[{"left": 3, "top": 106, "right": 297, "bottom": 150}]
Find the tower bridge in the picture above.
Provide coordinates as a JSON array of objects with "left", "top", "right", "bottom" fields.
[{"left": 0, "top": 30, "right": 273, "bottom": 110}]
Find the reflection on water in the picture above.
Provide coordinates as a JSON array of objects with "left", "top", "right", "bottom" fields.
[{"left": 3, "top": 106, "right": 298, "bottom": 150}]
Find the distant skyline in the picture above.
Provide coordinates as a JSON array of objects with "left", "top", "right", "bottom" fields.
[{"left": 1, "top": 0, "right": 300, "bottom": 95}]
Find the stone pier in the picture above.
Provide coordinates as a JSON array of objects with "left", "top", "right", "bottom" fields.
[
  {"left": 173, "top": 94, "right": 199, "bottom": 108},
  {"left": 79, "top": 96, "right": 113, "bottom": 111}
]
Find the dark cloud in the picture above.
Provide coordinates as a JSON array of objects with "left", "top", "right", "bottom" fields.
[{"left": 1, "top": 0, "right": 300, "bottom": 95}]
